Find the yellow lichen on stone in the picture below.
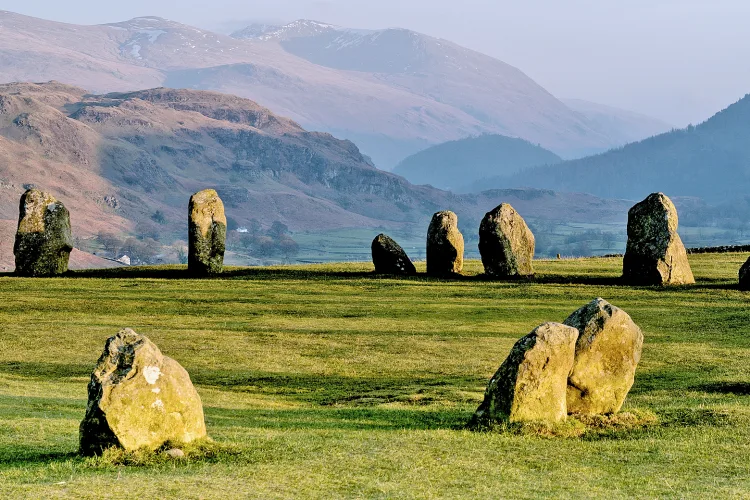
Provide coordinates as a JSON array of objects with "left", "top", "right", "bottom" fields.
[{"left": 189, "top": 189, "right": 227, "bottom": 238}]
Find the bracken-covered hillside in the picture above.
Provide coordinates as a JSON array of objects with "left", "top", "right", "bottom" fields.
[{"left": 0, "top": 82, "right": 633, "bottom": 269}]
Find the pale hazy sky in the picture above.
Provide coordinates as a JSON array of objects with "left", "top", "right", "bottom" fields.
[{"left": 3, "top": 0, "right": 749, "bottom": 126}]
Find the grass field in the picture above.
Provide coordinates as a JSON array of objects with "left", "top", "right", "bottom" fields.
[{"left": 1, "top": 254, "right": 750, "bottom": 498}]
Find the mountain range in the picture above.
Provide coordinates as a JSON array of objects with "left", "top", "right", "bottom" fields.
[
  {"left": 0, "top": 81, "right": 634, "bottom": 269},
  {"left": 0, "top": 11, "right": 670, "bottom": 169},
  {"left": 492, "top": 94, "right": 750, "bottom": 203}
]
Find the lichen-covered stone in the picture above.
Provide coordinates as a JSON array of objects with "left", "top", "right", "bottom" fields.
[
  {"left": 79, "top": 328, "right": 207, "bottom": 456},
  {"left": 426, "top": 211, "right": 464, "bottom": 276},
  {"left": 563, "top": 298, "right": 643, "bottom": 415},
  {"left": 13, "top": 189, "right": 73, "bottom": 277},
  {"left": 371, "top": 233, "right": 416, "bottom": 275},
  {"left": 471, "top": 323, "right": 579, "bottom": 424},
  {"left": 479, "top": 203, "right": 535, "bottom": 277},
  {"left": 623, "top": 192, "right": 694, "bottom": 285},
  {"left": 188, "top": 189, "right": 226, "bottom": 275}
]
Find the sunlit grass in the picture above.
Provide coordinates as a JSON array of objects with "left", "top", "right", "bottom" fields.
[{"left": 0, "top": 253, "right": 748, "bottom": 497}]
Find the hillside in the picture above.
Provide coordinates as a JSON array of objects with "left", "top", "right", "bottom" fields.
[
  {"left": 393, "top": 135, "right": 561, "bottom": 191},
  {"left": 0, "top": 82, "right": 635, "bottom": 269},
  {"left": 500, "top": 94, "right": 750, "bottom": 202},
  {"left": 562, "top": 99, "right": 672, "bottom": 146},
  {"left": 0, "top": 11, "right": 666, "bottom": 169}
]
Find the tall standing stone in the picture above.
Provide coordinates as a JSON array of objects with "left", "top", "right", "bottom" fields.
[
  {"left": 79, "top": 328, "right": 207, "bottom": 455},
  {"left": 426, "top": 211, "right": 464, "bottom": 276},
  {"left": 563, "top": 298, "right": 644, "bottom": 415},
  {"left": 479, "top": 203, "right": 535, "bottom": 277},
  {"left": 740, "top": 257, "right": 750, "bottom": 290},
  {"left": 371, "top": 234, "right": 417, "bottom": 275},
  {"left": 471, "top": 322, "right": 579, "bottom": 425},
  {"left": 188, "top": 189, "right": 226, "bottom": 275},
  {"left": 622, "top": 192, "right": 695, "bottom": 285},
  {"left": 13, "top": 189, "right": 73, "bottom": 277}
]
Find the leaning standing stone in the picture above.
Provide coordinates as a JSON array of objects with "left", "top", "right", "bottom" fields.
[
  {"left": 563, "top": 298, "right": 644, "bottom": 415},
  {"left": 622, "top": 192, "right": 694, "bottom": 285},
  {"left": 371, "top": 234, "right": 416, "bottom": 275},
  {"left": 479, "top": 203, "right": 535, "bottom": 277},
  {"left": 740, "top": 257, "right": 750, "bottom": 290},
  {"left": 79, "top": 328, "right": 207, "bottom": 455},
  {"left": 13, "top": 189, "right": 73, "bottom": 277},
  {"left": 426, "top": 211, "right": 464, "bottom": 276},
  {"left": 471, "top": 322, "right": 579, "bottom": 425},
  {"left": 188, "top": 189, "right": 227, "bottom": 275}
]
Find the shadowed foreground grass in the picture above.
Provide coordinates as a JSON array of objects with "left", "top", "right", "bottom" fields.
[{"left": 0, "top": 254, "right": 749, "bottom": 498}]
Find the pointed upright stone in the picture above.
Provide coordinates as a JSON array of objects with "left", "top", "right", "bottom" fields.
[
  {"left": 471, "top": 322, "right": 579, "bottom": 425},
  {"left": 188, "top": 189, "right": 227, "bottom": 276},
  {"left": 623, "top": 192, "right": 694, "bottom": 285},
  {"left": 563, "top": 298, "right": 644, "bottom": 415},
  {"left": 14, "top": 189, "right": 73, "bottom": 277},
  {"left": 426, "top": 210, "right": 464, "bottom": 276},
  {"left": 479, "top": 203, "right": 535, "bottom": 277},
  {"left": 371, "top": 233, "right": 416, "bottom": 275}
]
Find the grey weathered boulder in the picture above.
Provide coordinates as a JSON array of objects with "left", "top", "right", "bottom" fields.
[
  {"left": 371, "top": 234, "right": 416, "bottom": 275},
  {"left": 188, "top": 189, "right": 227, "bottom": 275},
  {"left": 13, "top": 189, "right": 73, "bottom": 277},
  {"left": 479, "top": 203, "right": 535, "bottom": 277},
  {"left": 80, "top": 328, "right": 207, "bottom": 455},
  {"left": 471, "top": 322, "right": 579, "bottom": 425},
  {"left": 623, "top": 193, "right": 694, "bottom": 285},
  {"left": 740, "top": 257, "right": 750, "bottom": 290},
  {"left": 563, "top": 299, "right": 643, "bottom": 415},
  {"left": 426, "top": 211, "right": 464, "bottom": 276}
]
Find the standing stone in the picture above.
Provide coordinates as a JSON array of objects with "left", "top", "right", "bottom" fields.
[
  {"left": 188, "top": 189, "right": 227, "bottom": 275},
  {"left": 426, "top": 211, "right": 464, "bottom": 276},
  {"left": 13, "top": 189, "right": 73, "bottom": 277},
  {"left": 371, "top": 234, "right": 417, "bottom": 275},
  {"left": 471, "top": 323, "right": 579, "bottom": 425},
  {"left": 740, "top": 257, "right": 750, "bottom": 290},
  {"left": 479, "top": 203, "right": 535, "bottom": 277},
  {"left": 622, "top": 192, "right": 695, "bottom": 285},
  {"left": 563, "top": 298, "right": 644, "bottom": 415},
  {"left": 79, "top": 328, "right": 207, "bottom": 455}
]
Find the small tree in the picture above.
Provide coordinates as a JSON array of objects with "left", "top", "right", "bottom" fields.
[
  {"left": 247, "top": 219, "right": 262, "bottom": 237},
  {"left": 177, "top": 246, "right": 188, "bottom": 265},
  {"left": 135, "top": 221, "right": 160, "bottom": 241},
  {"left": 98, "top": 231, "right": 122, "bottom": 255},
  {"left": 267, "top": 221, "right": 289, "bottom": 239},
  {"left": 255, "top": 236, "right": 277, "bottom": 257},
  {"left": 278, "top": 236, "right": 300, "bottom": 261},
  {"left": 151, "top": 210, "right": 166, "bottom": 224}
]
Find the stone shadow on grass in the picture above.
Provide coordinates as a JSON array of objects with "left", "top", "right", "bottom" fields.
[
  {"left": 0, "top": 361, "right": 91, "bottom": 380},
  {"left": 206, "top": 406, "right": 469, "bottom": 432},
  {"left": 691, "top": 381, "right": 750, "bottom": 396},
  {"left": 0, "top": 265, "right": 741, "bottom": 289},
  {"left": 189, "top": 368, "right": 483, "bottom": 407}
]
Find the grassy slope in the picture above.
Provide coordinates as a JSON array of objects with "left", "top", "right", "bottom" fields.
[{"left": 0, "top": 255, "right": 750, "bottom": 498}]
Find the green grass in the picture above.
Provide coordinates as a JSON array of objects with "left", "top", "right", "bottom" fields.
[{"left": 0, "top": 254, "right": 750, "bottom": 498}]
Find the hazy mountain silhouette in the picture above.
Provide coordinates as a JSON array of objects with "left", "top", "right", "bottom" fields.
[
  {"left": 0, "top": 11, "right": 667, "bottom": 169},
  {"left": 496, "top": 94, "right": 750, "bottom": 202},
  {"left": 393, "top": 135, "right": 561, "bottom": 191}
]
